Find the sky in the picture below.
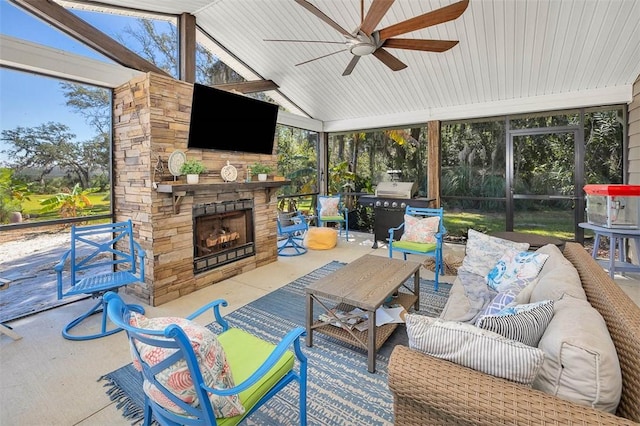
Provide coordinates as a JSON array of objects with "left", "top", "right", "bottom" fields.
[{"left": 0, "top": 0, "right": 153, "bottom": 164}]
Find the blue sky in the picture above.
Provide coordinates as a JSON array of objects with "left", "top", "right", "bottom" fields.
[{"left": 0, "top": 0, "right": 156, "bottom": 164}]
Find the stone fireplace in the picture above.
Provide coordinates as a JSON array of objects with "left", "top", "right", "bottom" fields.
[{"left": 111, "top": 72, "right": 285, "bottom": 306}]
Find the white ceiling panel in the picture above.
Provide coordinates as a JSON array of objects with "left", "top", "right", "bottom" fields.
[{"left": 56, "top": 0, "right": 640, "bottom": 131}]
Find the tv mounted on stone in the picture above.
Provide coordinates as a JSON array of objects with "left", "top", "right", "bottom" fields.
[{"left": 188, "top": 83, "right": 278, "bottom": 155}]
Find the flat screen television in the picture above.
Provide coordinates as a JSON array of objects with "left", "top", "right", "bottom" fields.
[{"left": 187, "top": 83, "right": 279, "bottom": 155}]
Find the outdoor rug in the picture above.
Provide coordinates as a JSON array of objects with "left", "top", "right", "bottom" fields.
[{"left": 100, "top": 261, "right": 451, "bottom": 425}]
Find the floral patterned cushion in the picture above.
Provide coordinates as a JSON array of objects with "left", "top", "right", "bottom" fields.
[
  {"left": 486, "top": 250, "right": 549, "bottom": 292},
  {"left": 129, "top": 312, "right": 244, "bottom": 419},
  {"left": 319, "top": 196, "right": 340, "bottom": 217},
  {"left": 400, "top": 215, "right": 440, "bottom": 243}
]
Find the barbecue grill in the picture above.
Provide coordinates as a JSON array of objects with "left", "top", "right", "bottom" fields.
[{"left": 357, "top": 181, "right": 434, "bottom": 248}]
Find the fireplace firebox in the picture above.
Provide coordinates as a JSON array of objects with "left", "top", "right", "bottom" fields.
[{"left": 193, "top": 199, "right": 254, "bottom": 273}]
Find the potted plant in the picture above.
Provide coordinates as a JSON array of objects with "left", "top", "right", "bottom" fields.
[
  {"left": 249, "top": 163, "right": 273, "bottom": 182},
  {"left": 180, "top": 159, "right": 206, "bottom": 184}
]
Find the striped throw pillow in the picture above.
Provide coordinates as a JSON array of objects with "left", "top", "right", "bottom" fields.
[
  {"left": 405, "top": 314, "right": 545, "bottom": 385},
  {"left": 476, "top": 300, "right": 555, "bottom": 347}
]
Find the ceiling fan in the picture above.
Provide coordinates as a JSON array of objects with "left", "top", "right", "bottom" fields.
[{"left": 265, "top": 0, "right": 469, "bottom": 76}]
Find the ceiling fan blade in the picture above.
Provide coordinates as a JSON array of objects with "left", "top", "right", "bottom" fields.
[
  {"left": 295, "top": 48, "right": 349, "bottom": 66},
  {"left": 372, "top": 48, "right": 407, "bottom": 71},
  {"left": 383, "top": 38, "right": 459, "bottom": 52},
  {"left": 294, "top": 0, "right": 354, "bottom": 38},
  {"left": 264, "top": 39, "right": 347, "bottom": 45},
  {"left": 378, "top": 0, "right": 469, "bottom": 40},
  {"left": 360, "top": 0, "right": 394, "bottom": 35},
  {"left": 213, "top": 80, "right": 279, "bottom": 94},
  {"left": 342, "top": 56, "right": 361, "bottom": 76}
]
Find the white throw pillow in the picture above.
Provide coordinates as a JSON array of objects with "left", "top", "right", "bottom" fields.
[
  {"left": 460, "top": 229, "right": 529, "bottom": 277},
  {"left": 533, "top": 295, "right": 622, "bottom": 413},
  {"left": 405, "top": 314, "right": 545, "bottom": 385}
]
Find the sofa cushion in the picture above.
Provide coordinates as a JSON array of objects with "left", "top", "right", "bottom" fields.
[
  {"left": 476, "top": 300, "right": 555, "bottom": 347},
  {"left": 533, "top": 295, "right": 622, "bottom": 413},
  {"left": 529, "top": 244, "right": 586, "bottom": 303},
  {"left": 438, "top": 276, "right": 474, "bottom": 322},
  {"left": 405, "top": 314, "right": 545, "bottom": 385},
  {"left": 486, "top": 250, "right": 549, "bottom": 292},
  {"left": 460, "top": 229, "right": 529, "bottom": 277},
  {"left": 400, "top": 215, "right": 439, "bottom": 243},
  {"left": 475, "top": 287, "right": 521, "bottom": 323},
  {"left": 128, "top": 313, "right": 244, "bottom": 418}
]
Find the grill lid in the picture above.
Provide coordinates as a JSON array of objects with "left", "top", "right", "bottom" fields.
[{"left": 375, "top": 181, "right": 417, "bottom": 199}]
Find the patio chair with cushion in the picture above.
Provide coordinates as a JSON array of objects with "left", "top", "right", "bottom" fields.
[
  {"left": 388, "top": 206, "right": 445, "bottom": 290},
  {"left": 55, "top": 219, "right": 146, "bottom": 340},
  {"left": 105, "top": 291, "right": 308, "bottom": 426},
  {"left": 277, "top": 210, "right": 309, "bottom": 256},
  {"left": 317, "top": 195, "right": 349, "bottom": 241}
]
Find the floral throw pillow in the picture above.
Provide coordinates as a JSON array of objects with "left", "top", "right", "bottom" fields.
[
  {"left": 129, "top": 312, "right": 244, "bottom": 419},
  {"left": 319, "top": 197, "right": 340, "bottom": 217},
  {"left": 486, "top": 250, "right": 549, "bottom": 292},
  {"left": 400, "top": 215, "right": 440, "bottom": 243}
]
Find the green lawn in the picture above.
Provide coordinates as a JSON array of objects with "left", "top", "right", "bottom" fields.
[{"left": 19, "top": 192, "right": 111, "bottom": 221}]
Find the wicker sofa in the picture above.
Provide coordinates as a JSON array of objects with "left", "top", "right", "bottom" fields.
[{"left": 388, "top": 242, "right": 640, "bottom": 425}]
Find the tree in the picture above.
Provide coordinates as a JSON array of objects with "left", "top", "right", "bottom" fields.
[{"left": 0, "top": 122, "right": 98, "bottom": 188}]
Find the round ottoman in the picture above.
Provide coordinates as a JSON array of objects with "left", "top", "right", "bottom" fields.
[{"left": 305, "top": 227, "right": 338, "bottom": 250}]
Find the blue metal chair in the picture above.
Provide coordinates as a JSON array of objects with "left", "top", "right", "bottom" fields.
[
  {"left": 55, "top": 219, "right": 145, "bottom": 340},
  {"left": 388, "top": 206, "right": 446, "bottom": 290},
  {"left": 105, "top": 291, "right": 308, "bottom": 426},
  {"left": 277, "top": 211, "right": 309, "bottom": 256},
  {"left": 317, "top": 194, "right": 349, "bottom": 241}
]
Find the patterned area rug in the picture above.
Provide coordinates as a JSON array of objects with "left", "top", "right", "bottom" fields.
[{"left": 100, "top": 261, "right": 451, "bottom": 425}]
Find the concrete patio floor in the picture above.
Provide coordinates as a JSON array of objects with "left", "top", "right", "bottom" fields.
[{"left": 0, "top": 230, "right": 638, "bottom": 425}]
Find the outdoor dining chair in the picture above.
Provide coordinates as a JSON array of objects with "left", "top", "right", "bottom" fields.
[
  {"left": 388, "top": 206, "right": 446, "bottom": 290},
  {"left": 317, "top": 194, "right": 349, "bottom": 241},
  {"left": 105, "top": 291, "right": 308, "bottom": 426},
  {"left": 54, "top": 219, "right": 146, "bottom": 340}
]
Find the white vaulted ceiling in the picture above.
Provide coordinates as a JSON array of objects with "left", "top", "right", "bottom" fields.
[{"left": 57, "top": 0, "right": 640, "bottom": 132}]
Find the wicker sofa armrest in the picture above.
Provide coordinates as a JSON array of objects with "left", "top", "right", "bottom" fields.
[{"left": 388, "top": 345, "right": 637, "bottom": 426}]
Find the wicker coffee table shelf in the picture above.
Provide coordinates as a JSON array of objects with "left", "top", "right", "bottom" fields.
[
  {"left": 311, "top": 292, "right": 417, "bottom": 352},
  {"left": 306, "top": 255, "right": 421, "bottom": 373}
]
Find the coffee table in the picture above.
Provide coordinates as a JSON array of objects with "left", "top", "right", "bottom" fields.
[{"left": 305, "top": 254, "right": 421, "bottom": 373}]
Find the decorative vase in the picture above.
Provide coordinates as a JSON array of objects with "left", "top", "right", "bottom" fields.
[
  {"left": 258, "top": 173, "right": 267, "bottom": 181},
  {"left": 186, "top": 174, "right": 199, "bottom": 184}
]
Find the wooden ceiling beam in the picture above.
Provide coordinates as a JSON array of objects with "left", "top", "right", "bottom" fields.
[
  {"left": 10, "top": 0, "right": 170, "bottom": 76},
  {"left": 213, "top": 80, "right": 279, "bottom": 94}
]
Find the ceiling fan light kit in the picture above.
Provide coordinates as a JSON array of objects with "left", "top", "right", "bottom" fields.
[{"left": 270, "top": 0, "right": 469, "bottom": 75}]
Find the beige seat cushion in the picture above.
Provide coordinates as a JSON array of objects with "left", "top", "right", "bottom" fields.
[
  {"left": 533, "top": 295, "right": 622, "bottom": 413},
  {"left": 528, "top": 244, "right": 587, "bottom": 303},
  {"left": 439, "top": 278, "right": 474, "bottom": 322}
]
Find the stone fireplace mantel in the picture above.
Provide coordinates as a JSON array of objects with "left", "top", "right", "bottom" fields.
[{"left": 156, "top": 180, "right": 291, "bottom": 214}]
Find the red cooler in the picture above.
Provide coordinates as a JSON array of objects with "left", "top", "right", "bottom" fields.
[{"left": 584, "top": 184, "right": 640, "bottom": 229}]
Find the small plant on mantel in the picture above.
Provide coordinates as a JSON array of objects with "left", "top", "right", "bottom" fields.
[
  {"left": 249, "top": 163, "right": 273, "bottom": 182},
  {"left": 249, "top": 163, "right": 273, "bottom": 175},
  {"left": 180, "top": 159, "right": 206, "bottom": 175},
  {"left": 180, "top": 160, "right": 206, "bottom": 184}
]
